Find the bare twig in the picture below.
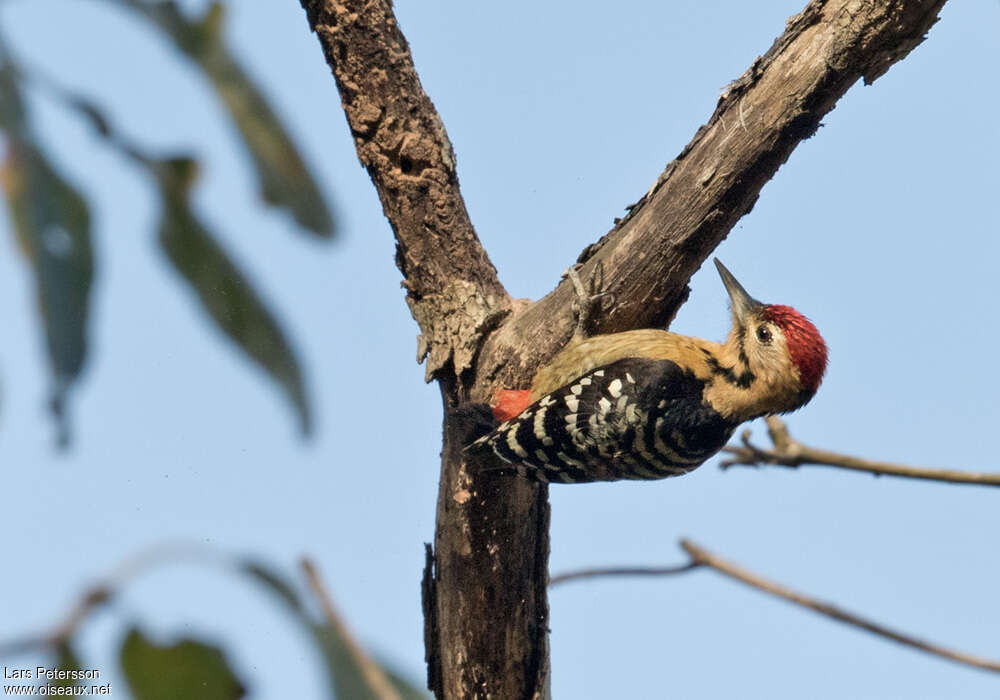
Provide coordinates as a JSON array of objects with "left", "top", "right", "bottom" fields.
[
  {"left": 722, "top": 416, "right": 1000, "bottom": 487},
  {"left": 0, "top": 540, "right": 225, "bottom": 658},
  {"left": 300, "top": 559, "right": 403, "bottom": 700},
  {"left": 549, "top": 562, "right": 699, "bottom": 587},
  {"left": 553, "top": 541, "right": 1000, "bottom": 675},
  {"left": 680, "top": 539, "right": 1000, "bottom": 674}
]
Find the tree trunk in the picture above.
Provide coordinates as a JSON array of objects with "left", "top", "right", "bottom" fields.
[{"left": 297, "top": 0, "right": 947, "bottom": 697}]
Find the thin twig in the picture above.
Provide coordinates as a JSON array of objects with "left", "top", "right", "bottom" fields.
[
  {"left": 721, "top": 416, "right": 1000, "bottom": 486},
  {"left": 0, "top": 541, "right": 228, "bottom": 658},
  {"left": 549, "top": 562, "right": 700, "bottom": 586},
  {"left": 551, "top": 541, "right": 1000, "bottom": 675},
  {"left": 300, "top": 559, "right": 403, "bottom": 700},
  {"left": 679, "top": 539, "right": 1000, "bottom": 674}
]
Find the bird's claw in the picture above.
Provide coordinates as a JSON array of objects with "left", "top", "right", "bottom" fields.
[{"left": 563, "top": 262, "right": 612, "bottom": 341}]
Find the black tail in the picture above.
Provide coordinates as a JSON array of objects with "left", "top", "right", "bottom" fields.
[
  {"left": 448, "top": 402, "right": 497, "bottom": 449},
  {"left": 449, "top": 403, "right": 534, "bottom": 480}
]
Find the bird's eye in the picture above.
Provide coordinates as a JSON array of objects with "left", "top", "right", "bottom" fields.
[{"left": 756, "top": 325, "right": 772, "bottom": 344}]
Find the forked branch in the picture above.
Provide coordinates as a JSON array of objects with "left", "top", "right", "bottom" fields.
[
  {"left": 298, "top": 1, "right": 952, "bottom": 698},
  {"left": 722, "top": 417, "right": 1000, "bottom": 487}
]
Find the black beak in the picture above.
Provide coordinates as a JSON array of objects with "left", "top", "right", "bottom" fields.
[{"left": 714, "top": 258, "right": 762, "bottom": 325}]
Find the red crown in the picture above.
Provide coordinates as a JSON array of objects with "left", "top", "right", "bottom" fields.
[{"left": 763, "top": 305, "right": 827, "bottom": 394}]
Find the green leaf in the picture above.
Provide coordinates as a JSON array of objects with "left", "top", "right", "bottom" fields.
[
  {"left": 1, "top": 66, "right": 94, "bottom": 447},
  {"left": 0, "top": 61, "right": 28, "bottom": 136},
  {"left": 6, "top": 63, "right": 312, "bottom": 437},
  {"left": 152, "top": 158, "right": 312, "bottom": 435},
  {"left": 111, "top": 0, "right": 334, "bottom": 237},
  {"left": 120, "top": 627, "right": 246, "bottom": 700}
]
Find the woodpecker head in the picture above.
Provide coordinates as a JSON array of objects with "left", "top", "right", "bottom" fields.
[{"left": 714, "top": 258, "right": 827, "bottom": 413}]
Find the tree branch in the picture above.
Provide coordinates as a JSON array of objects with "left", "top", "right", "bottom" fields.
[
  {"left": 680, "top": 539, "right": 1000, "bottom": 675},
  {"left": 297, "top": 0, "right": 510, "bottom": 386},
  {"left": 722, "top": 416, "right": 1000, "bottom": 486},
  {"left": 552, "top": 541, "right": 1000, "bottom": 676}
]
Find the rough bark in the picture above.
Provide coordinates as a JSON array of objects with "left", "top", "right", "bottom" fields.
[{"left": 298, "top": 0, "right": 947, "bottom": 698}]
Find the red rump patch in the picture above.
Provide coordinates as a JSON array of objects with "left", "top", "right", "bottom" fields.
[
  {"left": 763, "top": 305, "right": 827, "bottom": 394},
  {"left": 491, "top": 389, "right": 533, "bottom": 422}
]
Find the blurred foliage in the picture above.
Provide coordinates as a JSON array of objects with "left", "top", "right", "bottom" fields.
[
  {"left": 244, "top": 560, "right": 430, "bottom": 700},
  {"left": 108, "top": 0, "right": 335, "bottom": 237},
  {"left": 121, "top": 628, "right": 246, "bottom": 700},
  {"left": 45, "top": 642, "right": 90, "bottom": 693},
  {"left": 0, "top": 3, "right": 423, "bottom": 697},
  {"left": 0, "top": 554, "right": 428, "bottom": 699},
  {"left": 0, "top": 0, "right": 335, "bottom": 444},
  {"left": 0, "top": 62, "right": 94, "bottom": 447},
  {"left": 154, "top": 157, "right": 311, "bottom": 435}
]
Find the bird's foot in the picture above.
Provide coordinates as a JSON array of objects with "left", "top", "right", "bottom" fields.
[{"left": 563, "top": 262, "right": 613, "bottom": 342}]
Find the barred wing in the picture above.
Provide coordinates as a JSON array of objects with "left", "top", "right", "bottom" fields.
[{"left": 468, "top": 358, "right": 736, "bottom": 483}]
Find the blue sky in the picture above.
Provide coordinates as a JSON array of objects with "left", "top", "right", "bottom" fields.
[{"left": 1, "top": 1, "right": 998, "bottom": 698}]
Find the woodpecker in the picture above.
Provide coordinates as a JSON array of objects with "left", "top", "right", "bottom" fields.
[{"left": 466, "top": 259, "right": 827, "bottom": 483}]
